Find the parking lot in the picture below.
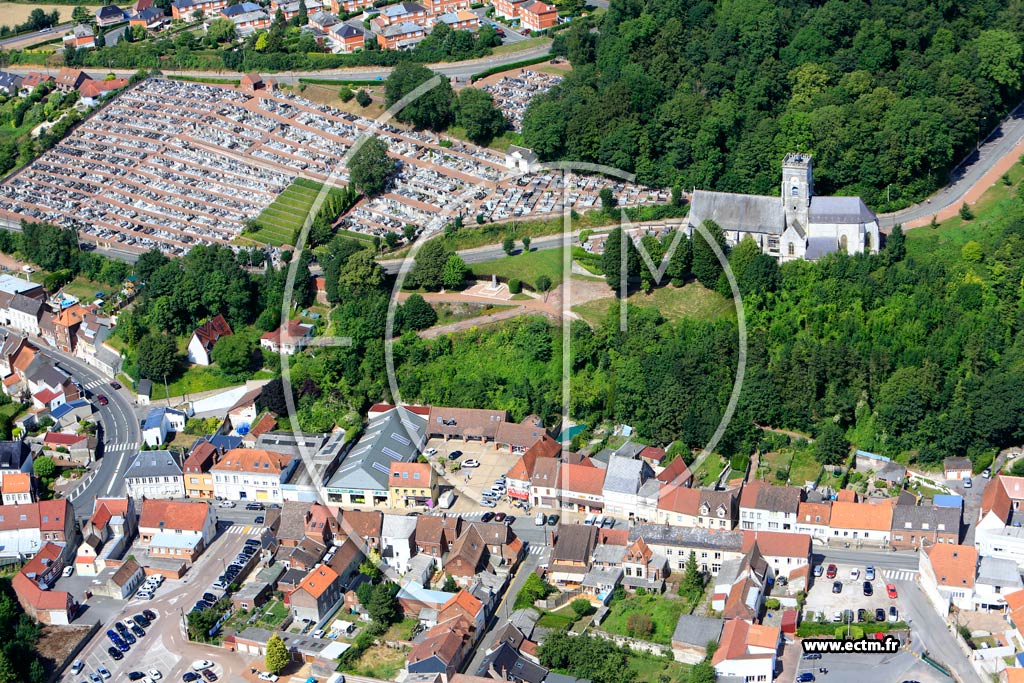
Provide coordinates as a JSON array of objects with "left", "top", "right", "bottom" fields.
[
  {"left": 804, "top": 562, "right": 903, "bottom": 625},
  {"left": 425, "top": 437, "right": 523, "bottom": 512},
  {"left": 790, "top": 650, "right": 950, "bottom": 683}
]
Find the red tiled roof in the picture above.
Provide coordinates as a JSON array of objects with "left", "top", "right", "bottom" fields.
[
  {"left": 12, "top": 543, "right": 70, "bottom": 610},
  {"left": 43, "top": 432, "right": 87, "bottom": 446},
  {"left": 639, "top": 446, "right": 666, "bottom": 463},
  {"left": 295, "top": 564, "right": 339, "bottom": 599},
  {"left": 191, "top": 314, "right": 232, "bottom": 352},
  {"left": 561, "top": 461, "right": 605, "bottom": 496},
  {"left": 249, "top": 413, "right": 278, "bottom": 437},
  {"left": 369, "top": 403, "right": 431, "bottom": 416},
  {"left": 2, "top": 473, "right": 30, "bottom": 494},
  {"left": 33, "top": 388, "right": 61, "bottom": 405},
  {"left": 389, "top": 462, "right": 432, "bottom": 487},
  {"left": 925, "top": 543, "right": 977, "bottom": 589},
  {"left": 260, "top": 319, "right": 312, "bottom": 343},
  {"left": 138, "top": 500, "right": 209, "bottom": 532},
  {"left": 658, "top": 484, "right": 699, "bottom": 515},
  {"left": 211, "top": 448, "right": 293, "bottom": 474},
  {"left": 829, "top": 501, "right": 892, "bottom": 531},
  {"left": 39, "top": 499, "right": 69, "bottom": 531},
  {"left": 183, "top": 441, "right": 216, "bottom": 473},
  {"left": 712, "top": 618, "right": 779, "bottom": 665},
  {"left": 741, "top": 530, "right": 811, "bottom": 559},
  {"left": 656, "top": 457, "right": 692, "bottom": 485}
]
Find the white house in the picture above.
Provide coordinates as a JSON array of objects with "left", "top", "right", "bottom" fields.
[
  {"left": 602, "top": 455, "right": 654, "bottom": 518},
  {"left": 259, "top": 320, "right": 314, "bottom": 356},
  {"left": 826, "top": 501, "right": 893, "bottom": 547},
  {"left": 211, "top": 448, "right": 297, "bottom": 503},
  {"left": 919, "top": 543, "right": 977, "bottom": 615},
  {"left": 712, "top": 619, "right": 780, "bottom": 682},
  {"left": 141, "top": 407, "right": 187, "bottom": 448},
  {"left": 186, "top": 314, "right": 232, "bottom": 366},
  {"left": 738, "top": 482, "right": 802, "bottom": 532},
  {"left": 504, "top": 145, "right": 538, "bottom": 174},
  {"left": 974, "top": 556, "right": 1023, "bottom": 612},
  {"left": 381, "top": 514, "right": 417, "bottom": 575},
  {"left": 124, "top": 450, "right": 185, "bottom": 500}
]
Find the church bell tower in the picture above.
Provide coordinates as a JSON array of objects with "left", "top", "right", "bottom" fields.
[{"left": 781, "top": 153, "right": 813, "bottom": 231}]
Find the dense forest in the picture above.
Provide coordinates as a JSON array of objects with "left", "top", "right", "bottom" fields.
[{"left": 528, "top": 0, "right": 1024, "bottom": 208}]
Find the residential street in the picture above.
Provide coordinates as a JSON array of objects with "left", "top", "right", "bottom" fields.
[{"left": 896, "top": 579, "right": 983, "bottom": 683}]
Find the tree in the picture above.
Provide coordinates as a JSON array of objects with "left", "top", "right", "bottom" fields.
[
  {"left": 384, "top": 231, "right": 399, "bottom": 250},
  {"left": 570, "top": 598, "right": 592, "bottom": 618},
  {"left": 348, "top": 137, "right": 393, "bottom": 196},
  {"left": 94, "top": 28, "right": 105, "bottom": 49},
  {"left": 442, "top": 254, "right": 468, "bottom": 289},
  {"left": 211, "top": 334, "right": 255, "bottom": 377},
  {"left": 503, "top": 236, "right": 514, "bottom": 255},
  {"left": 403, "top": 294, "right": 437, "bottom": 330},
  {"left": 666, "top": 232, "right": 691, "bottom": 286},
  {"left": 355, "top": 89, "right": 372, "bottom": 107},
  {"left": 71, "top": 6, "right": 91, "bottom": 24},
  {"left": 254, "top": 31, "right": 269, "bottom": 51},
  {"left": 514, "top": 572, "right": 554, "bottom": 609},
  {"left": 337, "top": 249, "right": 384, "bottom": 298},
  {"left": 599, "top": 187, "right": 616, "bottom": 215},
  {"left": 689, "top": 661, "right": 717, "bottom": 683},
  {"left": 536, "top": 275, "right": 552, "bottom": 292},
  {"left": 385, "top": 63, "right": 454, "bottom": 131},
  {"left": 264, "top": 633, "right": 289, "bottom": 674},
  {"left": 442, "top": 574, "right": 458, "bottom": 592},
  {"left": 411, "top": 239, "right": 451, "bottom": 291},
  {"left": 679, "top": 551, "right": 703, "bottom": 598},
  {"left": 814, "top": 421, "right": 850, "bottom": 465},
  {"left": 296, "top": 0, "right": 308, "bottom": 25},
  {"left": 521, "top": 236, "right": 531, "bottom": 253},
  {"left": 601, "top": 228, "right": 638, "bottom": 293},
  {"left": 403, "top": 224, "right": 417, "bottom": 242},
  {"left": 33, "top": 455, "right": 55, "bottom": 479},
  {"left": 339, "top": 86, "right": 355, "bottom": 102},
  {"left": 359, "top": 560, "right": 382, "bottom": 582},
  {"left": 886, "top": 224, "right": 906, "bottom": 263},
  {"left": 975, "top": 30, "right": 1023, "bottom": 90},
  {"left": 1011, "top": 459, "right": 1024, "bottom": 477},
  {"left": 961, "top": 240, "right": 983, "bottom": 262},
  {"left": 136, "top": 333, "right": 177, "bottom": 381},
  {"left": 455, "top": 88, "right": 506, "bottom": 146},
  {"left": 626, "top": 612, "right": 653, "bottom": 637},
  {"left": 691, "top": 220, "right": 727, "bottom": 289},
  {"left": 366, "top": 581, "right": 399, "bottom": 627},
  {"left": 207, "top": 17, "right": 237, "bottom": 45},
  {"left": 960, "top": 203, "right": 974, "bottom": 221}
]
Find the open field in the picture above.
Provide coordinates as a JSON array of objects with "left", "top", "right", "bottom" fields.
[
  {"left": 470, "top": 248, "right": 568, "bottom": 288},
  {"left": 0, "top": 3, "right": 103, "bottom": 24},
  {"left": 573, "top": 282, "right": 735, "bottom": 326}
]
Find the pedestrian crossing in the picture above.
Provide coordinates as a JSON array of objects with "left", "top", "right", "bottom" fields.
[
  {"left": 83, "top": 379, "right": 108, "bottom": 389},
  {"left": 526, "top": 545, "right": 546, "bottom": 556},
  {"left": 883, "top": 569, "right": 918, "bottom": 581},
  {"left": 104, "top": 441, "right": 138, "bottom": 453},
  {"left": 224, "top": 524, "right": 263, "bottom": 535}
]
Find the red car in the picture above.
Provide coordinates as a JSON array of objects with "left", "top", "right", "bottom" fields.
[
  {"left": 826, "top": 563, "right": 838, "bottom": 579},
  {"left": 97, "top": 395, "right": 108, "bottom": 406},
  {"left": 886, "top": 583, "right": 898, "bottom": 599}
]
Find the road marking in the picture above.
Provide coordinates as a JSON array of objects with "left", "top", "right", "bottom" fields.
[
  {"left": 106, "top": 452, "right": 127, "bottom": 495},
  {"left": 884, "top": 570, "right": 918, "bottom": 581}
]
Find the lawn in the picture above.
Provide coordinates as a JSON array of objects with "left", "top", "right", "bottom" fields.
[
  {"left": 434, "top": 302, "right": 514, "bottom": 326},
  {"left": 469, "top": 248, "right": 568, "bottom": 289},
  {"left": 906, "top": 159, "right": 1024, "bottom": 267},
  {"left": 382, "top": 617, "right": 418, "bottom": 641},
  {"left": 246, "top": 178, "right": 342, "bottom": 247},
  {"left": 490, "top": 36, "right": 551, "bottom": 56},
  {"left": 573, "top": 282, "right": 735, "bottom": 327},
  {"left": 600, "top": 593, "right": 688, "bottom": 646},
  {"left": 758, "top": 446, "right": 822, "bottom": 487},
  {"left": 157, "top": 366, "right": 273, "bottom": 400},
  {"left": 342, "top": 643, "right": 409, "bottom": 679},
  {"left": 626, "top": 652, "right": 688, "bottom": 683},
  {"left": 692, "top": 454, "right": 727, "bottom": 487},
  {"left": 536, "top": 610, "right": 575, "bottom": 630}
]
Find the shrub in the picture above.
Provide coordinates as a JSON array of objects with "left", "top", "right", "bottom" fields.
[
  {"left": 339, "top": 86, "right": 355, "bottom": 101},
  {"left": 570, "top": 599, "right": 593, "bottom": 618},
  {"left": 508, "top": 278, "right": 521, "bottom": 294},
  {"left": 765, "top": 598, "right": 781, "bottom": 610}
]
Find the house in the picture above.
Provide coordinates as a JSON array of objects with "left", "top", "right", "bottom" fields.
[
  {"left": 260, "top": 320, "right": 314, "bottom": 356},
  {"left": 76, "top": 497, "right": 135, "bottom": 575},
  {"left": 415, "top": 513, "right": 462, "bottom": 558},
  {"left": 124, "top": 449, "right": 185, "bottom": 499},
  {"left": 890, "top": 503, "right": 962, "bottom": 550},
  {"left": 492, "top": 0, "right": 528, "bottom": 21},
  {"left": 828, "top": 501, "right": 893, "bottom": 546},
  {"left": 919, "top": 543, "right": 978, "bottom": 614},
  {"left": 396, "top": 580, "right": 452, "bottom": 618},
  {"left": 629, "top": 524, "right": 745, "bottom": 576},
  {"left": 656, "top": 485, "right": 737, "bottom": 529},
  {"left": 171, "top": 0, "right": 229, "bottom": 19},
  {"left": 94, "top": 558, "right": 145, "bottom": 599},
  {"left": 0, "top": 501, "right": 73, "bottom": 561},
  {"left": 182, "top": 440, "right": 218, "bottom": 499},
  {"left": 327, "top": 24, "right": 366, "bottom": 53},
  {"left": 979, "top": 475, "right": 1024, "bottom": 532},
  {"left": 187, "top": 314, "right": 232, "bottom": 366},
  {"left": 944, "top": 457, "right": 973, "bottom": 481},
  {"left": 382, "top": 514, "right": 418, "bottom": 574},
  {"left": 602, "top": 454, "right": 655, "bottom": 519},
  {"left": 324, "top": 406, "right": 426, "bottom": 506},
  {"left": 504, "top": 145, "right": 538, "bottom": 173},
  {"left": 329, "top": 0, "right": 374, "bottom": 12},
  {"left": 307, "top": 10, "right": 338, "bottom": 30},
  {"left": 437, "top": 10, "right": 479, "bottom": 29},
  {"left": 129, "top": 6, "right": 167, "bottom": 28},
  {"left": 560, "top": 459, "right": 605, "bottom": 513},
  {"left": 529, "top": 457, "right": 560, "bottom": 509},
  {"left": 63, "top": 24, "right": 96, "bottom": 50},
  {"left": 741, "top": 530, "right": 811, "bottom": 584},
  {"left": 422, "top": 0, "right": 470, "bottom": 15},
  {"left": 11, "top": 543, "right": 75, "bottom": 625},
  {"left": 233, "top": 581, "right": 272, "bottom": 612},
  {"left": 339, "top": 509, "right": 384, "bottom": 552},
  {"left": 975, "top": 556, "right": 1023, "bottom": 612},
  {"left": 711, "top": 619, "right": 781, "bottom": 682},
  {"left": 0, "top": 441, "right": 31, "bottom": 477},
  {"left": 20, "top": 72, "right": 53, "bottom": 93},
  {"left": 290, "top": 564, "right": 343, "bottom": 622},
  {"left": 55, "top": 68, "right": 91, "bottom": 94},
  {"left": 138, "top": 499, "right": 217, "bottom": 563},
  {"left": 739, "top": 482, "right": 803, "bottom": 532},
  {"left": 389, "top": 461, "right": 437, "bottom": 508},
  {"left": 141, "top": 407, "right": 187, "bottom": 447},
  {"left": 78, "top": 78, "right": 129, "bottom": 106},
  {"left": 408, "top": 626, "right": 469, "bottom": 678},
  {"left": 375, "top": 1, "right": 428, "bottom": 26},
  {"left": 794, "top": 501, "right": 831, "bottom": 539},
  {"left": 656, "top": 457, "right": 693, "bottom": 488},
  {"left": 0, "top": 293, "right": 43, "bottom": 336},
  {"left": 377, "top": 21, "right": 427, "bottom": 50},
  {"left": 1, "top": 472, "right": 32, "bottom": 505},
  {"left": 96, "top": 5, "right": 127, "bottom": 25},
  {"left": 211, "top": 448, "right": 298, "bottom": 504},
  {"left": 671, "top": 614, "right": 725, "bottom": 664},
  {"left": 620, "top": 537, "right": 668, "bottom": 592},
  {"left": 0, "top": 72, "right": 22, "bottom": 96},
  {"left": 476, "top": 642, "right": 547, "bottom": 683},
  {"left": 519, "top": 0, "right": 557, "bottom": 31},
  {"left": 687, "top": 154, "right": 880, "bottom": 262},
  {"left": 713, "top": 542, "right": 770, "bottom": 620},
  {"left": 549, "top": 524, "right": 597, "bottom": 587}
]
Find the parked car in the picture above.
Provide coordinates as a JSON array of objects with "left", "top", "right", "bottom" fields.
[
  {"left": 63, "top": 565, "right": 74, "bottom": 577},
  {"left": 505, "top": 515, "right": 516, "bottom": 525},
  {"left": 107, "top": 647, "right": 123, "bottom": 661},
  {"left": 72, "top": 661, "right": 85, "bottom": 675},
  {"left": 147, "top": 669, "right": 161, "bottom": 680},
  {"left": 832, "top": 581, "right": 842, "bottom": 594},
  {"left": 480, "top": 499, "right": 497, "bottom": 508},
  {"left": 481, "top": 512, "right": 495, "bottom": 522},
  {"left": 448, "top": 450, "right": 463, "bottom": 460},
  {"left": 182, "top": 674, "right": 200, "bottom": 683},
  {"left": 875, "top": 608, "right": 886, "bottom": 621},
  {"left": 886, "top": 583, "right": 898, "bottom": 599},
  {"left": 801, "top": 653, "right": 822, "bottom": 660},
  {"left": 493, "top": 512, "right": 506, "bottom": 522},
  {"left": 857, "top": 608, "right": 867, "bottom": 622},
  {"left": 813, "top": 564, "right": 823, "bottom": 577},
  {"left": 797, "top": 674, "right": 816, "bottom": 683},
  {"left": 133, "top": 614, "right": 150, "bottom": 628},
  {"left": 254, "top": 516, "right": 265, "bottom": 524},
  {"left": 584, "top": 513, "right": 596, "bottom": 525},
  {"left": 127, "top": 673, "right": 144, "bottom": 681},
  {"left": 547, "top": 514, "right": 559, "bottom": 526},
  {"left": 535, "top": 513, "right": 546, "bottom": 526},
  {"left": 131, "top": 624, "right": 145, "bottom": 638},
  {"left": 191, "top": 661, "right": 214, "bottom": 671},
  {"left": 863, "top": 581, "right": 873, "bottom": 596},
  {"left": 218, "top": 501, "right": 235, "bottom": 508},
  {"left": 888, "top": 606, "right": 899, "bottom": 622},
  {"left": 850, "top": 568, "right": 860, "bottom": 580},
  {"left": 826, "top": 564, "right": 838, "bottom": 579},
  {"left": 964, "top": 477, "right": 972, "bottom": 488},
  {"left": 462, "top": 459, "right": 480, "bottom": 468},
  {"left": 201, "top": 670, "right": 217, "bottom": 682},
  {"left": 257, "top": 673, "right": 279, "bottom": 682},
  {"left": 142, "top": 609, "right": 157, "bottom": 621},
  {"left": 865, "top": 565, "right": 875, "bottom": 581},
  {"left": 89, "top": 673, "right": 102, "bottom": 683}
]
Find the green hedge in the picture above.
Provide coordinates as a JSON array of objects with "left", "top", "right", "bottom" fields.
[
  {"left": 168, "top": 75, "right": 241, "bottom": 85},
  {"left": 470, "top": 52, "right": 553, "bottom": 82},
  {"left": 298, "top": 78, "right": 384, "bottom": 86}
]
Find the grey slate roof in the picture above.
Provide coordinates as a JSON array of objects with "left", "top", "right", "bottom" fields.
[
  {"left": 592, "top": 543, "right": 625, "bottom": 565},
  {"left": 255, "top": 431, "right": 329, "bottom": 457},
  {"left": 476, "top": 642, "right": 547, "bottom": 683},
  {"left": 0, "top": 72, "right": 22, "bottom": 93},
  {"left": 977, "top": 556, "right": 1022, "bottom": 587},
  {"left": 326, "top": 407, "right": 425, "bottom": 492},
  {"left": 381, "top": 513, "right": 417, "bottom": 540},
  {"left": 688, "top": 190, "right": 785, "bottom": 235},
  {"left": 804, "top": 236, "right": 839, "bottom": 260},
  {"left": 672, "top": 614, "right": 724, "bottom": 647},
  {"left": 628, "top": 523, "right": 744, "bottom": 551},
  {"left": 126, "top": 450, "right": 181, "bottom": 479},
  {"left": 137, "top": 379, "right": 152, "bottom": 397},
  {"left": 891, "top": 504, "right": 961, "bottom": 534},
  {"left": 808, "top": 196, "right": 876, "bottom": 224},
  {"left": 603, "top": 455, "right": 648, "bottom": 495},
  {"left": 0, "top": 441, "right": 28, "bottom": 470}
]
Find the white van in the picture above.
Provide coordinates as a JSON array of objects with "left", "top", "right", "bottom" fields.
[
  {"left": 594, "top": 515, "right": 605, "bottom": 528},
  {"left": 584, "top": 513, "right": 596, "bottom": 526},
  {"left": 535, "top": 512, "right": 545, "bottom": 526}
]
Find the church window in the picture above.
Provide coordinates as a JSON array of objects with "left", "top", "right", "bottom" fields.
[
  {"left": 840, "top": 235, "right": 848, "bottom": 252},
  {"left": 865, "top": 232, "right": 871, "bottom": 249},
  {"left": 791, "top": 186, "right": 799, "bottom": 196},
  {"left": 787, "top": 242, "right": 794, "bottom": 256}
]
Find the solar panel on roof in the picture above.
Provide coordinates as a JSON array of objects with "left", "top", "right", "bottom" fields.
[
  {"left": 371, "top": 462, "right": 391, "bottom": 475},
  {"left": 382, "top": 447, "right": 402, "bottom": 460},
  {"left": 391, "top": 432, "right": 410, "bottom": 446}
]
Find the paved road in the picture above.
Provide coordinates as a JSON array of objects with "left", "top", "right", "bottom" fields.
[
  {"left": 880, "top": 100, "right": 1024, "bottom": 228},
  {"left": 816, "top": 546, "right": 921, "bottom": 573},
  {"left": 18, "top": 337, "right": 142, "bottom": 516},
  {"left": 897, "top": 578, "right": 982, "bottom": 683},
  {"left": 0, "top": 23, "right": 71, "bottom": 49}
]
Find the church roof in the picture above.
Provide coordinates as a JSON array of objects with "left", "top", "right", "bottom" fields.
[
  {"left": 809, "top": 196, "right": 876, "bottom": 224},
  {"left": 805, "top": 236, "right": 840, "bottom": 260},
  {"left": 687, "top": 190, "right": 784, "bottom": 235}
]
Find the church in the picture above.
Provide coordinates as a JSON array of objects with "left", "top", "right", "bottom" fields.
[{"left": 685, "top": 154, "right": 881, "bottom": 262}]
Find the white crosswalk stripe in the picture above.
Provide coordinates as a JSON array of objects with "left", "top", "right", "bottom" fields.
[
  {"left": 527, "top": 545, "right": 545, "bottom": 556},
  {"left": 85, "top": 379, "right": 106, "bottom": 389},
  {"left": 884, "top": 569, "right": 918, "bottom": 581},
  {"left": 104, "top": 441, "right": 138, "bottom": 452}
]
